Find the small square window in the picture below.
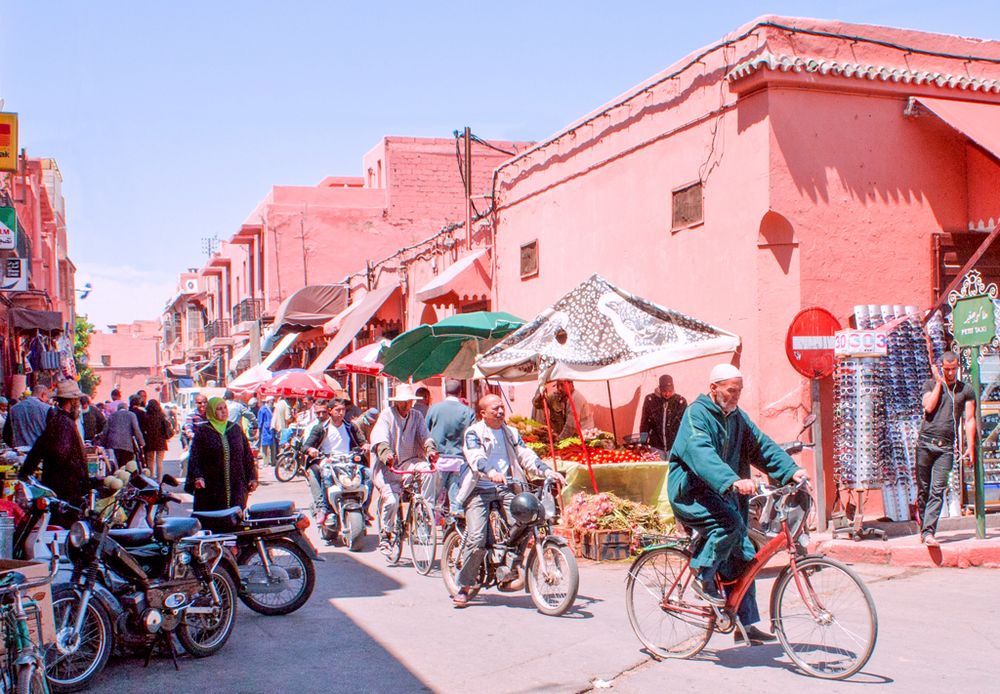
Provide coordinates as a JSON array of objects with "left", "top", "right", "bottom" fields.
[
  {"left": 520, "top": 240, "right": 539, "bottom": 279},
  {"left": 672, "top": 182, "right": 703, "bottom": 230},
  {"left": 100, "top": 355, "right": 111, "bottom": 366}
]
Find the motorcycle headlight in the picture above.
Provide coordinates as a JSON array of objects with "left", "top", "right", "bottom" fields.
[
  {"left": 68, "top": 521, "right": 92, "bottom": 549},
  {"left": 541, "top": 491, "right": 557, "bottom": 520},
  {"left": 337, "top": 471, "right": 359, "bottom": 488}
]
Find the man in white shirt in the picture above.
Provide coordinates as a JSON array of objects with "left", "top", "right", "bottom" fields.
[{"left": 304, "top": 399, "right": 367, "bottom": 524}]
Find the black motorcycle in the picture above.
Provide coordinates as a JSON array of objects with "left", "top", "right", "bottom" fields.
[
  {"left": 441, "top": 478, "right": 579, "bottom": 616},
  {"left": 191, "top": 501, "right": 319, "bottom": 616},
  {"left": 44, "top": 494, "right": 239, "bottom": 692},
  {"left": 113, "top": 473, "right": 320, "bottom": 616},
  {"left": 274, "top": 429, "right": 307, "bottom": 483}
]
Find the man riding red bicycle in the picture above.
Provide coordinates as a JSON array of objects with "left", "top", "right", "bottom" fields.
[{"left": 667, "top": 363, "right": 807, "bottom": 645}]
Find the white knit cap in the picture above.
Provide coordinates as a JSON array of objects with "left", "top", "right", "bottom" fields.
[{"left": 709, "top": 363, "right": 743, "bottom": 383}]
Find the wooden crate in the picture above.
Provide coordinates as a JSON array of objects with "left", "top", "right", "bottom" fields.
[
  {"left": 581, "top": 530, "right": 633, "bottom": 561},
  {"left": 552, "top": 526, "right": 582, "bottom": 557}
]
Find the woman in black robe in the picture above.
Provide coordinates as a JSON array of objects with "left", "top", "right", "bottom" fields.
[{"left": 185, "top": 398, "right": 258, "bottom": 511}]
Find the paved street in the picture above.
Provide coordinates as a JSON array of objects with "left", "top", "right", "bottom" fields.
[{"left": 87, "top": 443, "right": 999, "bottom": 694}]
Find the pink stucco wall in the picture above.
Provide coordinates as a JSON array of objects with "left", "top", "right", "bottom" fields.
[
  {"left": 470, "top": 16, "right": 1000, "bottom": 516},
  {"left": 89, "top": 320, "right": 162, "bottom": 403}
]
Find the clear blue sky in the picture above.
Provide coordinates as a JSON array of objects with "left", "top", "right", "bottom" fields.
[{"left": 1, "top": 1, "right": 997, "bottom": 329}]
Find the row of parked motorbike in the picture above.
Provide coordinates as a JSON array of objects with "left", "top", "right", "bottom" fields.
[{"left": 10, "top": 467, "right": 320, "bottom": 693}]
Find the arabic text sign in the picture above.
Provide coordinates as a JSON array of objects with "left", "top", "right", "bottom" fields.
[{"left": 953, "top": 295, "right": 996, "bottom": 348}]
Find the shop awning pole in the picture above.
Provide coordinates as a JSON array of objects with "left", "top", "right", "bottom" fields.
[
  {"left": 605, "top": 380, "right": 618, "bottom": 443},
  {"left": 566, "top": 385, "right": 598, "bottom": 494}
]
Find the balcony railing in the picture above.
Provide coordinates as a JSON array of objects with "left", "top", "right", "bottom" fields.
[
  {"left": 206, "top": 320, "right": 231, "bottom": 342},
  {"left": 187, "top": 330, "right": 206, "bottom": 349},
  {"left": 232, "top": 298, "right": 262, "bottom": 325}
]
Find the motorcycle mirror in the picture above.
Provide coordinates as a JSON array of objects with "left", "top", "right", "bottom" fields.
[
  {"left": 130, "top": 473, "right": 150, "bottom": 490},
  {"left": 799, "top": 414, "right": 818, "bottom": 435},
  {"left": 161, "top": 474, "right": 179, "bottom": 487}
]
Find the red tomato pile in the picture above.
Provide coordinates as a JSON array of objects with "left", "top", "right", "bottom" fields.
[{"left": 557, "top": 446, "right": 649, "bottom": 465}]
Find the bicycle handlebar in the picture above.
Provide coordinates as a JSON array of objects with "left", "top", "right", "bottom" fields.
[
  {"left": 388, "top": 463, "right": 437, "bottom": 475},
  {"left": 749, "top": 477, "right": 811, "bottom": 504},
  {"left": 0, "top": 542, "right": 60, "bottom": 595}
]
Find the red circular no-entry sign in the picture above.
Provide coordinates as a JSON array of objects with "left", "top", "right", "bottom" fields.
[{"left": 785, "top": 307, "right": 842, "bottom": 379}]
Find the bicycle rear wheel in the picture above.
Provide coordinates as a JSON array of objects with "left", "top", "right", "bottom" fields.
[
  {"left": 625, "top": 547, "right": 714, "bottom": 659},
  {"left": 409, "top": 497, "right": 437, "bottom": 575},
  {"left": 773, "top": 556, "right": 878, "bottom": 680}
]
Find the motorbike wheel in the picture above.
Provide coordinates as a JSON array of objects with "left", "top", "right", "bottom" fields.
[
  {"left": 440, "top": 530, "right": 480, "bottom": 600},
  {"left": 177, "top": 568, "right": 237, "bottom": 657},
  {"left": 44, "top": 586, "right": 113, "bottom": 693},
  {"left": 527, "top": 542, "right": 579, "bottom": 616},
  {"left": 274, "top": 454, "right": 298, "bottom": 483},
  {"left": 238, "top": 541, "right": 316, "bottom": 616},
  {"left": 345, "top": 510, "right": 366, "bottom": 552},
  {"left": 408, "top": 498, "right": 437, "bottom": 575},
  {"left": 16, "top": 663, "right": 47, "bottom": 694}
]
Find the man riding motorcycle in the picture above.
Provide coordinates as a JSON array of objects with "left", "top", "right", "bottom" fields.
[
  {"left": 453, "top": 393, "right": 564, "bottom": 608},
  {"left": 369, "top": 385, "right": 439, "bottom": 551},
  {"left": 304, "top": 399, "right": 370, "bottom": 525}
]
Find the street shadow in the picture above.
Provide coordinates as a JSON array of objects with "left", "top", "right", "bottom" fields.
[
  {"left": 90, "top": 565, "right": 431, "bottom": 694},
  {"left": 468, "top": 591, "right": 600, "bottom": 619},
  {"left": 314, "top": 549, "right": 407, "bottom": 600},
  {"left": 707, "top": 644, "right": 894, "bottom": 684}
]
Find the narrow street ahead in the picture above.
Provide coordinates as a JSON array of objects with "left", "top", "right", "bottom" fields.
[{"left": 90, "top": 443, "right": 999, "bottom": 694}]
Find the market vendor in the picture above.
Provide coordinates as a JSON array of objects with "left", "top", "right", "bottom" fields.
[
  {"left": 531, "top": 380, "right": 594, "bottom": 440},
  {"left": 667, "top": 363, "right": 806, "bottom": 645}
]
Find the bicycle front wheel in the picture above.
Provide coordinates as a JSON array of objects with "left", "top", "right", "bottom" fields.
[
  {"left": 409, "top": 497, "right": 437, "bottom": 575},
  {"left": 773, "top": 556, "right": 878, "bottom": 680},
  {"left": 625, "top": 547, "right": 715, "bottom": 659}
]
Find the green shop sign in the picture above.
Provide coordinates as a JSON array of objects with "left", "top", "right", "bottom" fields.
[
  {"left": 0, "top": 206, "right": 17, "bottom": 251},
  {"left": 952, "top": 295, "right": 997, "bottom": 348}
]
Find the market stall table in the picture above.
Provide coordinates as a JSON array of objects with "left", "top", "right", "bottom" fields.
[{"left": 552, "top": 458, "right": 674, "bottom": 519}]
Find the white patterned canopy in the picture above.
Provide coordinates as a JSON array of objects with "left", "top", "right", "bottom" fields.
[{"left": 474, "top": 275, "right": 740, "bottom": 382}]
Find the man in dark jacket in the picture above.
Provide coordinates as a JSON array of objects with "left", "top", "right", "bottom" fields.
[
  {"left": 129, "top": 395, "right": 149, "bottom": 459},
  {"left": 19, "top": 380, "right": 89, "bottom": 524},
  {"left": 640, "top": 374, "right": 688, "bottom": 455},
  {"left": 80, "top": 395, "right": 107, "bottom": 444},
  {"left": 100, "top": 403, "right": 145, "bottom": 467}
]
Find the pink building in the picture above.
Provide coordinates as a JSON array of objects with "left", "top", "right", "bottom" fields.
[
  {"left": 329, "top": 16, "right": 1000, "bottom": 520},
  {"left": 161, "top": 136, "right": 529, "bottom": 382},
  {"left": 0, "top": 155, "right": 77, "bottom": 397},
  {"left": 89, "top": 320, "right": 163, "bottom": 403}
]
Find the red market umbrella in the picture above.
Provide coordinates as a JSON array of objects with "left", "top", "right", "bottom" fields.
[
  {"left": 259, "top": 371, "right": 347, "bottom": 399},
  {"left": 335, "top": 339, "right": 388, "bottom": 376}
]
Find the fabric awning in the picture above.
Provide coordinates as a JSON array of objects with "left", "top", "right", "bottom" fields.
[
  {"left": 911, "top": 96, "right": 1000, "bottom": 160},
  {"left": 475, "top": 274, "right": 741, "bottom": 382},
  {"left": 309, "top": 283, "right": 400, "bottom": 374},
  {"left": 264, "top": 284, "right": 348, "bottom": 350},
  {"left": 164, "top": 364, "right": 191, "bottom": 378},
  {"left": 231, "top": 340, "right": 252, "bottom": 365},
  {"left": 415, "top": 248, "right": 490, "bottom": 304},
  {"left": 262, "top": 332, "right": 300, "bottom": 369},
  {"left": 10, "top": 308, "right": 62, "bottom": 332}
]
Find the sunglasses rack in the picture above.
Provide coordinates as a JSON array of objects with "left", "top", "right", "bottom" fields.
[{"left": 831, "top": 305, "right": 933, "bottom": 538}]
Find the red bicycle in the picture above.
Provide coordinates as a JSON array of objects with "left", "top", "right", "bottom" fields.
[
  {"left": 625, "top": 479, "right": 878, "bottom": 680},
  {"left": 376, "top": 458, "right": 438, "bottom": 575}
]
